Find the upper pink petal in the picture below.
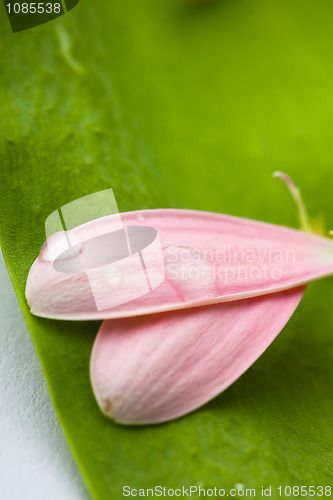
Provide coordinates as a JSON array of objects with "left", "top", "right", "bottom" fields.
[{"left": 26, "top": 209, "right": 333, "bottom": 320}]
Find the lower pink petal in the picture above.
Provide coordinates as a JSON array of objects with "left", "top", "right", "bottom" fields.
[{"left": 90, "top": 287, "right": 305, "bottom": 425}]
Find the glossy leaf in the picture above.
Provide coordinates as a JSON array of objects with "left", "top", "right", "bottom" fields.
[{"left": 1, "top": 1, "right": 333, "bottom": 498}]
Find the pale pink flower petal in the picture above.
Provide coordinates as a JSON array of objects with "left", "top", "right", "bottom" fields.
[
  {"left": 26, "top": 209, "right": 333, "bottom": 320},
  {"left": 90, "top": 287, "right": 304, "bottom": 425}
]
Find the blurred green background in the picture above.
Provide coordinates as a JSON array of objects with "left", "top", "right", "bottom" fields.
[{"left": 0, "top": 0, "right": 333, "bottom": 498}]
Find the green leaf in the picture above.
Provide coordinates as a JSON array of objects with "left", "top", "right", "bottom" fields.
[{"left": 1, "top": 1, "right": 333, "bottom": 498}]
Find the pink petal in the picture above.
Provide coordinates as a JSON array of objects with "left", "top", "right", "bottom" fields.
[
  {"left": 26, "top": 209, "right": 333, "bottom": 320},
  {"left": 90, "top": 287, "right": 305, "bottom": 424}
]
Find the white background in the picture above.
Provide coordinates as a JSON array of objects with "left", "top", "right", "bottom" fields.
[{"left": 0, "top": 249, "right": 90, "bottom": 500}]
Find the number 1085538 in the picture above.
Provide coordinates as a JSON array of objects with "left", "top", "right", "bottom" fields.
[{"left": 6, "top": 2, "right": 61, "bottom": 14}]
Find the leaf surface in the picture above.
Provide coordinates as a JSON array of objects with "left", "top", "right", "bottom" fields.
[{"left": 1, "top": 1, "right": 333, "bottom": 498}]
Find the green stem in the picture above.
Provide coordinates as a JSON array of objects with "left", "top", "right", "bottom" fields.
[{"left": 273, "top": 171, "right": 314, "bottom": 233}]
